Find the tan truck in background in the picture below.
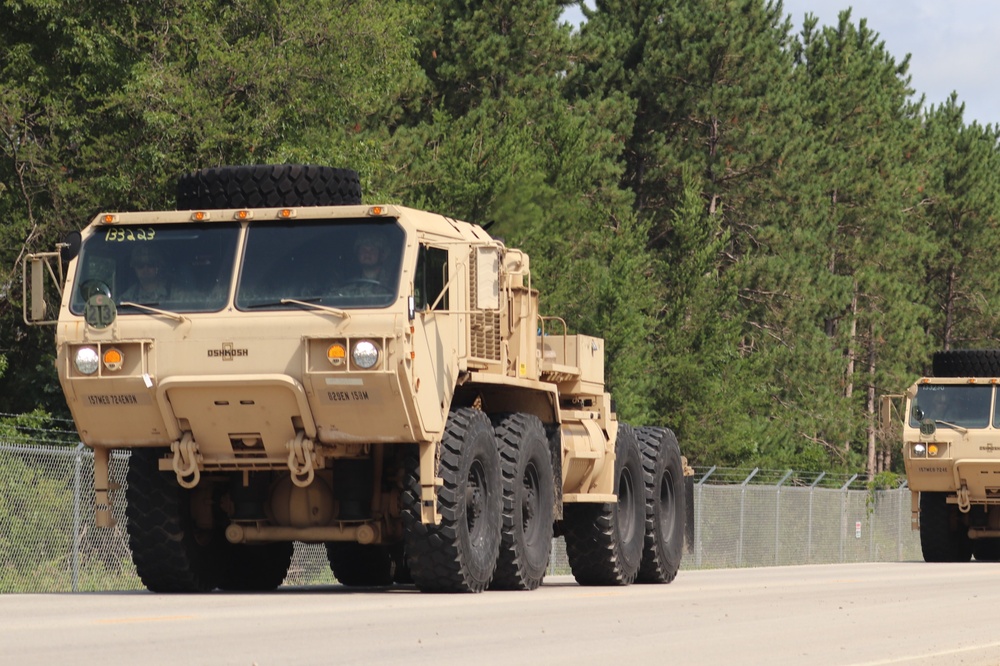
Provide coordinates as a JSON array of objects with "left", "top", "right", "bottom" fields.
[
  {"left": 886, "top": 349, "right": 1000, "bottom": 562},
  {"left": 23, "top": 164, "right": 687, "bottom": 593}
]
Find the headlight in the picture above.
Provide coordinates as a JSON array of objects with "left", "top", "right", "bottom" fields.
[
  {"left": 352, "top": 340, "right": 379, "bottom": 369},
  {"left": 912, "top": 443, "right": 926, "bottom": 458},
  {"left": 74, "top": 347, "right": 100, "bottom": 375}
]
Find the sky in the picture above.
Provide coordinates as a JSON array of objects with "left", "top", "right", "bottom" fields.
[{"left": 563, "top": 1, "right": 1000, "bottom": 128}]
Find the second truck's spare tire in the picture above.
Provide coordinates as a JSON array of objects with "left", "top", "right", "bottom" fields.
[
  {"left": 176, "top": 164, "right": 362, "bottom": 209},
  {"left": 932, "top": 349, "right": 1000, "bottom": 377}
]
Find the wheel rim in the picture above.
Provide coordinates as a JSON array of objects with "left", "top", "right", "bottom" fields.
[
  {"left": 521, "top": 462, "right": 542, "bottom": 545},
  {"left": 466, "top": 459, "right": 488, "bottom": 537},
  {"left": 617, "top": 466, "right": 637, "bottom": 542},
  {"left": 658, "top": 470, "right": 676, "bottom": 537}
]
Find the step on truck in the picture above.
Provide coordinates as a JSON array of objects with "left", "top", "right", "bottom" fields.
[
  {"left": 22, "top": 164, "right": 688, "bottom": 592},
  {"left": 885, "top": 349, "right": 1000, "bottom": 562}
]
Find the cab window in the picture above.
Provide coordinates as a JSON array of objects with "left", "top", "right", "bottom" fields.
[{"left": 414, "top": 245, "right": 449, "bottom": 311}]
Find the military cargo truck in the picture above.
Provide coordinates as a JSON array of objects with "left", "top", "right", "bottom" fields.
[
  {"left": 23, "top": 164, "right": 686, "bottom": 592},
  {"left": 886, "top": 349, "right": 1000, "bottom": 562}
]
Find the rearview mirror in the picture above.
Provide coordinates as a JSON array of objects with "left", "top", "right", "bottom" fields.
[{"left": 22, "top": 251, "right": 64, "bottom": 325}]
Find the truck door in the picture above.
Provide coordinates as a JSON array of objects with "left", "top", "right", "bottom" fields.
[{"left": 410, "top": 244, "right": 457, "bottom": 434}]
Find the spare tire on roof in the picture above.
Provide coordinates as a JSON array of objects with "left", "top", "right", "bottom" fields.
[
  {"left": 176, "top": 164, "right": 362, "bottom": 209},
  {"left": 932, "top": 349, "right": 1000, "bottom": 377}
]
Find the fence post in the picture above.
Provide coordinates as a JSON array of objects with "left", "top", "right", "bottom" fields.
[
  {"left": 840, "top": 474, "right": 858, "bottom": 563},
  {"left": 774, "top": 470, "right": 793, "bottom": 566},
  {"left": 695, "top": 466, "right": 716, "bottom": 569},
  {"left": 808, "top": 472, "right": 826, "bottom": 564},
  {"left": 72, "top": 443, "right": 83, "bottom": 593},
  {"left": 738, "top": 468, "right": 759, "bottom": 568},
  {"left": 870, "top": 492, "right": 875, "bottom": 561}
]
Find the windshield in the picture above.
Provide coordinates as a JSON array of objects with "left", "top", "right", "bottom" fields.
[
  {"left": 235, "top": 220, "right": 404, "bottom": 310},
  {"left": 909, "top": 384, "right": 994, "bottom": 429},
  {"left": 69, "top": 223, "right": 240, "bottom": 314}
]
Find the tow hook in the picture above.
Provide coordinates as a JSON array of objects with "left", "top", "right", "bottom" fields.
[
  {"left": 171, "top": 433, "right": 201, "bottom": 489},
  {"left": 957, "top": 484, "right": 972, "bottom": 513},
  {"left": 287, "top": 431, "right": 316, "bottom": 487}
]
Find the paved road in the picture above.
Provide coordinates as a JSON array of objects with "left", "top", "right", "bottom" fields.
[{"left": 2, "top": 562, "right": 999, "bottom": 665}]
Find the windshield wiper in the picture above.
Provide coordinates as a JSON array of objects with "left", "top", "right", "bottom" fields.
[
  {"left": 935, "top": 419, "right": 969, "bottom": 434},
  {"left": 245, "top": 297, "right": 350, "bottom": 319},
  {"left": 119, "top": 301, "right": 189, "bottom": 323},
  {"left": 248, "top": 297, "right": 321, "bottom": 309},
  {"left": 280, "top": 298, "right": 350, "bottom": 320}
]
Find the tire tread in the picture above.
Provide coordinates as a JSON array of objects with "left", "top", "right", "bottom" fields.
[{"left": 176, "top": 164, "right": 362, "bottom": 209}]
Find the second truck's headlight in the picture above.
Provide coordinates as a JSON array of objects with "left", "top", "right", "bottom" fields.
[
  {"left": 352, "top": 341, "right": 379, "bottom": 369},
  {"left": 74, "top": 347, "right": 100, "bottom": 375}
]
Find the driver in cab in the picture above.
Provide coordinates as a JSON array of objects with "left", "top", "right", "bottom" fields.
[
  {"left": 333, "top": 231, "right": 392, "bottom": 297},
  {"left": 121, "top": 244, "right": 170, "bottom": 303}
]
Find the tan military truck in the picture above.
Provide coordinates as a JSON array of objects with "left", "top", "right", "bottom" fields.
[
  {"left": 886, "top": 349, "right": 1000, "bottom": 562},
  {"left": 23, "top": 164, "right": 686, "bottom": 593}
]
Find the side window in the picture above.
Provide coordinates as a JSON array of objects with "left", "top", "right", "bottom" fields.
[{"left": 415, "top": 245, "right": 449, "bottom": 311}]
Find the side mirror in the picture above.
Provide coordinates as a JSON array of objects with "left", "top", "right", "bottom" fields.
[
  {"left": 22, "top": 251, "right": 63, "bottom": 325},
  {"left": 910, "top": 405, "right": 923, "bottom": 422},
  {"left": 29, "top": 257, "right": 48, "bottom": 322},
  {"left": 920, "top": 418, "right": 937, "bottom": 437},
  {"left": 879, "top": 395, "right": 896, "bottom": 430}
]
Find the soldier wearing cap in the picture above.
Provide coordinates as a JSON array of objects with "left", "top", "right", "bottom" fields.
[{"left": 121, "top": 245, "right": 170, "bottom": 303}]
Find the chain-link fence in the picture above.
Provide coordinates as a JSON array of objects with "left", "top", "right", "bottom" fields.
[{"left": 0, "top": 441, "right": 921, "bottom": 593}]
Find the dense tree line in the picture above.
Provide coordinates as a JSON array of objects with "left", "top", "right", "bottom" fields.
[{"left": 2, "top": 0, "right": 998, "bottom": 477}]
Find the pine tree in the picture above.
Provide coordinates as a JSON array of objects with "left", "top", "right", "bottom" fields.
[
  {"left": 769, "top": 11, "right": 929, "bottom": 474},
  {"left": 919, "top": 97, "right": 1000, "bottom": 350},
  {"left": 389, "top": 0, "right": 660, "bottom": 422},
  {"left": 569, "top": 0, "right": 800, "bottom": 464}
]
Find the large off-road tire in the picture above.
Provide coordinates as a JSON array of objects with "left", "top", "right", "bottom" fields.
[
  {"left": 176, "top": 164, "right": 362, "bottom": 210},
  {"left": 325, "top": 543, "right": 397, "bottom": 587},
  {"left": 972, "top": 538, "right": 1000, "bottom": 561},
  {"left": 125, "top": 448, "right": 222, "bottom": 592},
  {"left": 563, "top": 423, "right": 645, "bottom": 586},
  {"left": 932, "top": 349, "right": 1000, "bottom": 377},
  {"left": 919, "top": 491, "right": 972, "bottom": 562},
  {"left": 216, "top": 542, "right": 293, "bottom": 591},
  {"left": 635, "top": 426, "right": 685, "bottom": 584},
  {"left": 489, "top": 413, "right": 554, "bottom": 591},
  {"left": 401, "top": 408, "right": 503, "bottom": 593}
]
